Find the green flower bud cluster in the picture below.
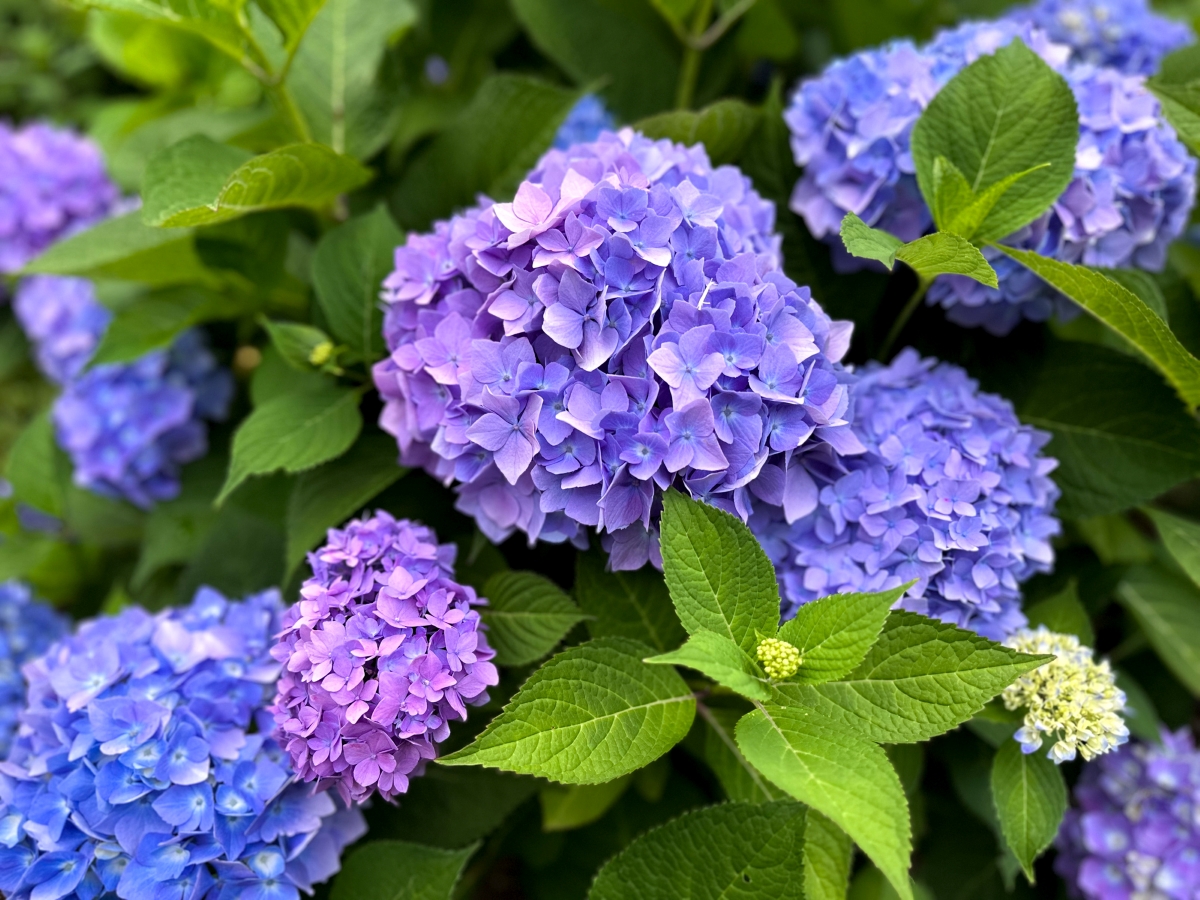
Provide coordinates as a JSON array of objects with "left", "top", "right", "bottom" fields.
[{"left": 757, "top": 638, "right": 801, "bottom": 680}]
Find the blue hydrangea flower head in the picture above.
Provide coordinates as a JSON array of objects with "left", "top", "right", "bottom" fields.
[
  {"left": 749, "top": 349, "right": 1061, "bottom": 640},
  {"left": 1056, "top": 729, "right": 1200, "bottom": 899},
  {"left": 271, "top": 512, "right": 498, "bottom": 805},
  {"left": 0, "top": 581, "right": 68, "bottom": 758},
  {"left": 374, "top": 128, "right": 860, "bottom": 570},
  {"left": 0, "top": 122, "right": 119, "bottom": 275},
  {"left": 13, "top": 276, "right": 111, "bottom": 385},
  {"left": 1009, "top": 0, "right": 1193, "bottom": 75},
  {"left": 0, "top": 586, "right": 366, "bottom": 900},
  {"left": 554, "top": 95, "right": 617, "bottom": 150}
]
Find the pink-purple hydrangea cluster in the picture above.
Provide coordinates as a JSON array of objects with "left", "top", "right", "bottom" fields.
[
  {"left": 0, "top": 580, "right": 68, "bottom": 758},
  {"left": 0, "top": 587, "right": 366, "bottom": 900},
  {"left": 373, "top": 128, "right": 859, "bottom": 569},
  {"left": 270, "top": 512, "right": 498, "bottom": 805},
  {"left": 749, "top": 349, "right": 1061, "bottom": 640},
  {"left": 0, "top": 122, "right": 119, "bottom": 275},
  {"left": 1056, "top": 730, "right": 1200, "bottom": 900}
]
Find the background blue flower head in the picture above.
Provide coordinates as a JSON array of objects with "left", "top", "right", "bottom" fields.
[
  {"left": 749, "top": 349, "right": 1061, "bottom": 640},
  {"left": 0, "top": 580, "right": 68, "bottom": 759},
  {"left": 0, "top": 586, "right": 366, "bottom": 900},
  {"left": 553, "top": 94, "right": 616, "bottom": 150}
]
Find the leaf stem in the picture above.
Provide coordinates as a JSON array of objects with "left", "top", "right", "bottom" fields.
[
  {"left": 880, "top": 276, "right": 932, "bottom": 359},
  {"left": 267, "top": 82, "right": 314, "bottom": 143},
  {"left": 675, "top": 0, "right": 714, "bottom": 110}
]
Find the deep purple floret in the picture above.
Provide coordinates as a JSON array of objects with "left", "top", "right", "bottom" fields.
[
  {"left": 554, "top": 94, "right": 616, "bottom": 150},
  {"left": 270, "top": 512, "right": 499, "bottom": 805},
  {"left": 1057, "top": 729, "right": 1200, "bottom": 900},
  {"left": 374, "top": 128, "right": 860, "bottom": 570},
  {"left": 749, "top": 349, "right": 1061, "bottom": 640},
  {"left": 0, "top": 581, "right": 68, "bottom": 758},
  {"left": 0, "top": 587, "right": 366, "bottom": 900},
  {"left": 0, "top": 122, "right": 118, "bottom": 275}
]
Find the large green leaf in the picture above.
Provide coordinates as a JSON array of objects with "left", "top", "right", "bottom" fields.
[
  {"left": 330, "top": 840, "right": 476, "bottom": 900},
  {"left": 839, "top": 215, "right": 997, "bottom": 287},
  {"left": 143, "top": 136, "right": 372, "bottom": 227},
  {"left": 1145, "top": 507, "right": 1200, "bottom": 589},
  {"left": 440, "top": 637, "right": 695, "bottom": 784},
  {"left": 736, "top": 705, "right": 913, "bottom": 900},
  {"left": 1024, "top": 580, "right": 1094, "bottom": 647},
  {"left": 312, "top": 206, "right": 403, "bottom": 361},
  {"left": 775, "top": 612, "right": 1049, "bottom": 743},
  {"left": 540, "top": 777, "right": 632, "bottom": 832},
  {"left": 480, "top": 571, "right": 587, "bottom": 667},
  {"left": 90, "top": 288, "right": 244, "bottom": 366},
  {"left": 1118, "top": 564, "right": 1200, "bottom": 695},
  {"left": 5, "top": 413, "right": 66, "bottom": 518},
  {"left": 695, "top": 702, "right": 778, "bottom": 804},
  {"left": 660, "top": 490, "right": 780, "bottom": 655},
  {"left": 637, "top": 100, "right": 762, "bottom": 166},
  {"left": 255, "top": 0, "right": 329, "bottom": 52},
  {"left": 911, "top": 39, "right": 1078, "bottom": 242},
  {"left": 575, "top": 549, "right": 686, "bottom": 652},
  {"left": 804, "top": 811, "right": 855, "bottom": 900},
  {"left": 588, "top": 801, "right": 807, "bottom": 900},
  {"left": 647, "top": 631, "right": 771, "bottom": 701},
  {"left": 218, "top": 383, "right": 363, "bottom": 504},
  {"left": 990, "top": 740, "right": 1067, "bottom": 882},
  {"left": 775, "top": 583, "right": 910, "bottom": 685},
  {"left": 1149, "top": 46, "right": 1200, "bottom": 155},
  {"left": 65, "top": 0, "right": 259, "bottom": 66}
]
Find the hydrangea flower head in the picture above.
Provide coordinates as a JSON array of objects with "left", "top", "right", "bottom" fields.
[
  {"left": 271, "top": 512, "right": 499, "bottom": 804},
  {"left": 0, "top": 587, "right": 366, "bottom": 900},
  {"left": 750, "top": 349, "right": 1061, "bottom": 640},
  {"left": 1057, "top": 729, "right": 1200, "bottom": 899},
  {"left": 0, "top": 580, "right": 68, "bottom": 757},
  {"left": 374, "top": 128, "right": 859, "bottom": 569},
  {"left": 554, "top": 95, "right": 616, "bottom": 150},
  {"left": 1002, "top": 625, "right": 1129, "bottom": 763},
  {"left": 13, "top": 276, "right": 111, "bottom": 385}
]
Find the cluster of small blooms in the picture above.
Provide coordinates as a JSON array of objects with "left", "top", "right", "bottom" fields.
[
  {"left": 554, "top": 95, "right": 616, "bottom": 150},
  {"left": 1057, "top": 729, "right": 1200, "bottom": 900},
  {"left": 0, "top": 587, "right": 366, "bottom": 900},
  {"left": 750, "top": 350, "right": 1060, "bottom": 640},
  {"left": 0, "top": 581, "right": 68, "bottom": 757},
  {"left": 786, "top": 6, "right": 1196, "bottom": 334},
  {"left": 271, "top": 512, "right": 498, "bottom": 804},
  {"left": 13, "top": 275, "right": 233, "bottom": 509},
  {"left": 374, "top": 128, "right": 860, "bottom": 569},
  {"left": 0, "top": 122, "right": 119, "bottom": 275},
  {"left": 756, "top": 637, "right": 801, "bottom": 680},
  {"left": 1002, "top": 625, "right": 1129, "bottom": 763}
]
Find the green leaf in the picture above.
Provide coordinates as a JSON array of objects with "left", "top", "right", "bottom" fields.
[
  {"left": 637, "top": 99, "right": 762, "bottom": 166},
  {"left": 575, "top": 548, "right": 686, "bottom": 653},
  {"left": 250, "top": 345, "right": 330, "bottom": 407},
  {"left": 287, "top": 0, "right": 418, "bottom": 157},
  {"left": 839, "top": 215, "right": 997, "bottom": 286},
  {"left": 588, "top": 801, "right": 807, "bottom": 900},
  {"left": 1148, "top": 47, "right": 1200, "bottom": 155},
  {"left": 143, "top": 136, "right": 372, "bottom": 228},
  {"left": 284, "top": 430, "right": 406, "bottom": 574},
  {"left": 312, "top": 207, "right": 403, "bottom": 361},
  {"left": 999, "top": 248, "right": 1200, "bottom": 407},
  {"left": 736, "top": 705, "right": 913, "bottom": 900},
  {"left": 5, "top": 413, "right": 65, "bottom": 518},
  {"left": 839, "top": 213, "right": 904, "bottom": 268},
  {"left": 440, "top": 637, "right": 695, "bottom": 784},
  {"left": 1117, "top": 564, "right": 1200, "bottom": 695},
  {"left": 255, "top": 0, "right": 329, "bottom": 53},
  {"left": 261, "top": 319, "right": 333, "bottom": 372},
  {"left": 911, "top": 39, "right": 1078, "bottom": 241},
  {"left": 1145, "top": 507, "right": 1200, "bottom": 589},
  {"left": 646, "top": 631, "right": 770, "bottom": 701},
  {"left": 90, "top": 288, "right": 243, "bottom": 366},
  {"left": 660, "top": 490, "right": 780, "bottom": 655},
  {"left": 930, "top": 156, "right": 976, "bottom": 233},
  {"left": 990, "top": 740, "right": 1067, "bottom": 882},
  {"left": 695, "top": 701, "right": 778, "bottom": 804},
  {"left": 1025, "top": 580, "right": 1094, "bottom": 647},
  {"left": 330, "top": 840, "right": 476, "bottom": 900},
  {"left": 804, "top": 811, "right": 855, "bottom": 900},
  {"left": 21, "top": 212, "right": 210, "bottom": 287},
  {"left": 775, "top": 612, "right": 1050, "bottom": 744},
  {"left": 646, "top": 0, "right": 696, "bottom": 28},
  {"left": 776, "top": 583, "right": 910, "bottom": 686},
  {"left": 65, "top": 0, "right": 259, "bottom": 67},
  {"left": 938, "top": 162, "right": 1050, "bottom": 244},
  {"left": 132, "top": 459, "right": 222, "bottom": 589},
  {"left": 540, "top": 776, "right": 632, "bottom": 832},
  {"left": 480, "top": 570, "right": 586, "bottom": 667},
  {"left": 1116, "top": 669, "right": 1161, "bottom": 743},
  {"left": 218, "top": 383, "right": 363, "bottom": 504}
]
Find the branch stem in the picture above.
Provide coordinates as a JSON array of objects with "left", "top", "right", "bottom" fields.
[
  {"left": 880, "top": 276, "right": 932, "bottom": 359},
  {"left": 675, "top": 0, "right": 714, "bottom": 110}
]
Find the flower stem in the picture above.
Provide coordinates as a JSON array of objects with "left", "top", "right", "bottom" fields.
[
  {"left": 880, "top": 276, "right": 931, "bottom": 359},
  {"left": 675, "top": 0, "right": 714, "bottom": 110}
]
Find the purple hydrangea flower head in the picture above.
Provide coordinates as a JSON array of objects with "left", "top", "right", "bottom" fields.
[
  {"left": 0, "top": 587, "right": 366, "bottom": 900},
  {"left": 927, "top": 63, "right": 1197, "bottom": 334},
  {"left": 13, "top": 276, "right": 111, "bottom": 385},
  {"left": 1009, "top": 0, "right": 1193, "bottom": 75},
  {"left": 0, "top": 581, "right": 68, "bottom": 758},
  {"left": 1056, "top": 729, "right": 1200, "bottom": 900},
  {"left": 374, "top": 128, "right": 860, "bottom": 570},
  {"left": 270, "top": 512, "right": 499, "bottom": 804},
  {"left": 749, "top": 349, "right": 1061, "bottom": 640},
  {"left": 554, "top": 95, "right": 617, "bottom": 150},
  {"left": 0, "top": 122, "right": 119, "bottom": 275}
]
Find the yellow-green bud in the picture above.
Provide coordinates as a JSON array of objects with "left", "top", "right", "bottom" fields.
[
  {"left": 757, "top": 638, "right": 801, "bottom": 680},
  {"left": 309, "top": 341, "right": 334, "bottom": 366}
]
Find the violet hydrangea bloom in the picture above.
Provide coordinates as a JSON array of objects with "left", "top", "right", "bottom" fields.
[
  {"left": 554, "top": 95, "right": 617, "bottom": 150},
  {"left": 0, "top": 580, "right": 68, "bottom": 758},
  {"left": 270, "top": 512, "right": 499, "bottom": 804},
  {"left": 0, "top": 586, "right": 366, "bottom": 900},
  {"left": 13, "top": 276, "right": 111, "bottom": 385},
  {"left": 0, "top": 122, "right": 118, "bottom": 275},
  {"left": 1056, "top": 729, "right": 1200, "bottom": 900},
  {"left": 374, "top": 129, "right": 860, "bottom": 570},
  {"left": 749, "top": 349, "right": 1061, "bottom": 640}
]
